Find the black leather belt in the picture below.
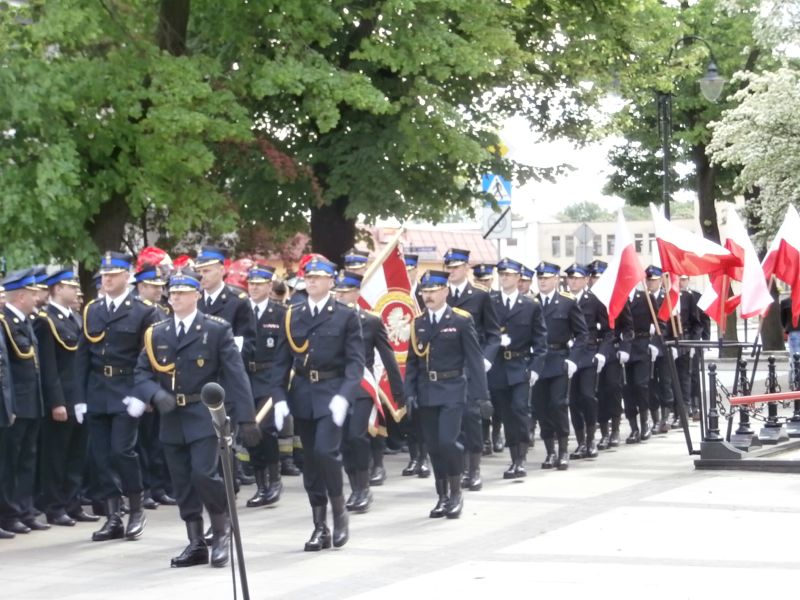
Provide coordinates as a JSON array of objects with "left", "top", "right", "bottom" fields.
[
  {"left": 94, "top": 365, "right": 134, "bottom": 377},
  {"left": 295, "top": 368, "right": 344, "bottom": 383},
  {"left": 247, "top": 361, "right": 271, "bottom": 373},
  {"left": 634, "top": 332, "right": 651, "bottom": 339},
  {"left": 547, "top": 343, "right": 568, "bottom": 351},
  {"left": 427, "top": 369, "right": 462, "bottom": 382},
  {"left": 175, "top": 393, "right": 202, "bottom": 407},
  {"left": 502, "top": 350, "right": 528, "bottom": 360}
]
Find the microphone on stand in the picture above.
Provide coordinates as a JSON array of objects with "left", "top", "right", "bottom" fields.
[{"left": 201, "top": 381, "right": 230, "bottom": 438}]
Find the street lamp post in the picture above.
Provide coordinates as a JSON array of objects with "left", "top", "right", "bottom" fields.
[{"left": 657, "top": 35, "right": 725, "bottom": 221}]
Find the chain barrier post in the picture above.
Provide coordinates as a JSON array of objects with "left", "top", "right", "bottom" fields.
[
  {"left": 704, "top": 363, "right": 722, "bottom": 442},
  {"left": 787, "top": 353, "right": 800, "bottom": 438},
  {"left": 758, "top": 356, "right": 788, "bottom": 444},
  {"left": 731, "top": 359, "right": 761, "bottom": 450}
]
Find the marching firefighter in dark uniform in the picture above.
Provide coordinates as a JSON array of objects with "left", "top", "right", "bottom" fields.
[
  {"left": 243, "top": 264, "right": 286, "bottom": 509},
  {"left": 687, "top": 277, "right": 711, "bottom": 419},
  {"left": 517, "top": 265, "right": 535, "bottom": 297},
  {"left": 401, "top": 253, "right": 431, "bottom": 478},
  {"left": 644, "top": 266, "right": 674, "bottom": 435},
  {"left": 0, "top": 325, "right": 14, "bottom": 539},
  {"left": 673, "top": 275, "right": 703, "bottom": 427},
  {"left": 334, "top": 271, "right": 405, "bottom": 513},
  {"left": 624, "top": 277, "right": 661, "bottom": 443},
  {"left": 532, "top": 262, "right": 588, "bottom": 470},
  {"left": 0, "top": 269, "right": 47, "bottom": 534},
  {"left": 34, "top": 267, "right": 99, "bottom": 526},
  {"left": 488, "top": 258, "right": 547, "bottom": 479},
  {"left": 588, "top": 261, "right": 634, "bottom": 449},
  {"left": 405, "top": 270, "right": 487, "bottom": 519},
  {"left": 472, "top": 263, "right": 495, "bottom": 291},
  {"left": 443, "top": 248, "right": 500, "bottom": 491},
  {"left": 271, "top": 256, "right": 365, "bottom": 551},
  {"left": 75, "top": 252, "right": 158, "bottom": 542},
  {"left": 135, "top": 270, "right": 260, "bottom": 568}
]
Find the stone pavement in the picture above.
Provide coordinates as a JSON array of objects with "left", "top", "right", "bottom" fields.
[{"left": 2, "top": 423, "right": 800, "bottom": 600}]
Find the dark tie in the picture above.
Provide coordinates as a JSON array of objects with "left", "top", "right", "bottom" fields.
[
  {"left": 253, "top": 305, "right": 260, "bottom": 320},
  {"left": 505, "top": 298, "right": 511, "bottom": 311},
  {"left": 177, "top": 322, "right": 185, "bottom": 340},
  {"left": 109, "top": 301, "right": 116, "bottom": 314},
  {"left": 452, "top": 288, "right": 460, "bottom": 302},
  {"left": 312, "top": 305, "right": 319, "bottom": 318},
  {"left": 430, "top": 313, "right": 437, "bottom": 327},
  {"left": 544, "top": 296, "right": 550, "bottom": 308},
  {"left": 205, "top": 296, "right": 213, "bottom": 309}
]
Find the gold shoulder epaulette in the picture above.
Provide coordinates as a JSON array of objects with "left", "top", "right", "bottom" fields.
[
  {"left": 473, "top": 283, "right": 490, "bottom": 292},
  {"left": 559, "top": 291, "right": 575, "bottom": 299},
  {"left": 38, "top": 311, "right": 48, "bottom": 318},
  {"left": 140, "top": 298, "right": 153, "bottom": 306},
  {"left": 238, "top": 291, "right": 248, "bottom": 299},
  {"left": 452, "top": 307, "right": 471, "bottom": 318}
]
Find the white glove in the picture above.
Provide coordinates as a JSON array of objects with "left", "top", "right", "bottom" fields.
[
  {"left": 122, "top": 397, "right": 146, "bottom": 418},
  {"left": 529, "top": 370, "right": 539, "bottom": 386},
  {"left": 671, "top": 347, "right": 678, "bottom": 359},
  {"left": 273, "top": 400, "right": 290, "bottom": 432},
  {"left": 567, "top": 339, "right": 574, "bottom": 349},
  {"left": 689, "top": 348, "right": 695, "bottom": 359},
  {"left": 617, "top": 351, "right": 630, "bottom": 365},
  {"left": 329, "top": 394, "right": 349, "bottom": 427},
  {"left": 649, "top": 324, "right": 655, "bottom": 335},
  {"left": 594, "top": 353, "right": 606, "bottom": 373},
  {"left": 233, "top": 336, "right": 244, "bottom": 352},
  {"left": 565, "top": 359, "right": 577, "bottom": 378},
  {"left": 648, "top": 344, "right": 659, "bottom": 362},
  {"left": 500, "top": 334, "right": 511, "bottom": 347},
  {"left": 74, "top": 403, "right": 87, "bottom": 425},
  {"left": 483, "top": 358, "right": 492, "bottom": 372}
]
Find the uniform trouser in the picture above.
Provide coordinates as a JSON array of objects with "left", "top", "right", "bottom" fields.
[
  {"left": 249, "top": 399, "right": 280, "bottom": 470},
  {"left": 419, "top": 405, "right": 464, "bottom": 479},
  {"left": 0, "top": 417, "right": 40, "bottom": 520},
  {"left": 569, "top": 366, "right": 598, "bottom": 434},
  {"left": 531, "top": 374, "right": 570, "bottom": 440},
  {"left": 295, "top": 415, "right": 344, "bottom": 507},
  {"left": 162, "top": 436, "right": 226, "bottom": 522},
  {"left": 88, "top": 412, "right": 143, "bottom": 500},
  {"left": 623, "top": 360, "right": 650, "bottom": 421},
  {"left": 690, "top": 351, "right": 702, "bottom": 409},
  {"left": 136, "top": 410, "right": 170, "bottom": 494},
  {"left": 401, "top": 405, "right": 426, "bottom": 454},
  {"left": 39, "top": 416, "right": 89, "bottom": 517},
  {"left": 649, "top": 356, "right": 674, "bottom": 410},
  {"left": 597, "top": 359, "right": 624, "bottom": 423},
  {"left": 674, "top": 353, "right": 692, "bottom": 415},
  {"left": 342, "top": 397, "right": 373, "bottom": 473},
  {"left": 459, "top": 398, "right": 483, "bottom": 454},
  {"left": 490, "top": 383, "right": 530, "bottom": 446}
]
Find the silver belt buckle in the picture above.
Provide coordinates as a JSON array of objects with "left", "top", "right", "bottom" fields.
[
  {"left": 428, "top": 371, "right": 438, "bottom": 382},
  {"left": 309, "top": 370, "right": 319, "bottom": 383}
]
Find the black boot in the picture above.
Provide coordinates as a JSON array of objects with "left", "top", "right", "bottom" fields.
[
  {"left": 609, "top": 416, "right": 621, "bottom": 447},
  {"left": 171, "top": 520, "right": 209, "bottom": 568},
  {"left": 556, "top": 436, "right": 569, "bottom": 471},
  {"left": 640, "top": 413, "right": 652, "bottom": 441},
  {"left": 246, "top": 469, "right": 269, "bottom": 508},
  {"left": 466, "top": 452, "right": 482, "bottom": 491},
  {"left": 304, "top": 505, "right": 331, "bottom": 551},
  {"left": 402, "top": 442, "right": 419, "bottom": 476},
  {"left": 369, "top": 448, "right": 386, "bottom": 486},
  {"left": 142, "top": 490, "right": 159, "bottom": 510},
  {"left": 515, "top": 442, "right": 528, "bottom": 477},
  {"left": 651, "top": 407, "right": 664, "bottom": 435},
  {"left": 586, "top": 424, "right": 599, "bottom": 458},
  {"left": 482, "top": 420, "right": 493, "bottom": 456},
  {"left": 350, "top": 470, "right": 372, "bottom": 513},
  {"left": 541, "top": 438, "right": 557, "bottom": 469},
  {"left": 445, "top": 475, "right": 463, "bottom": 519},
  {"left": 125, "top": 492, "right": 147, "bottom": 540},
  {"left": 280, "top": 455, "right": 301, "bottom": 476},
  {"left": 429, "top": 479, "right": 448, "bottom": 518},
  {"left": 330, "top": 496, "right": 349, "bottom": 548},
  {"left": 92, "top": 497, "right": 124, "bottom": 542},
  {"left": 263, "top": 463, "right": 282, "bottom": 505},
  {"left": 235, "top": 456, "right": 255, "bottom": 486},
  {"left": 416, "top": 444, "right": 431, "bottom": 478},
  {"left": 492, "top": 423, "right": 505, "bottom": 453},
  {"left": 597, "top": 422, "right": 610, "bottom": 450},
  {"left": 345, "top": 472, "right": 357, "bottom": 510},
  {"left": 570, "top": 428, "right": 587, "bottom": 459},
  {"left": 503, "top": 445, "right": 519, "bottom": 479},
  {"left": 0, "top": 526, "right": 13, "bottom": 539},
  {"left": 625, "top": 418, "right": 641, "bottom": 444},
  {"left": 209, "top": 512, "right": 231, "bottom": 567}
]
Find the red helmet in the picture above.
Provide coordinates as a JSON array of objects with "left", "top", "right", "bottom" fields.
[{"left": 225, "top": 257, "right": 254, "bottom": 292}]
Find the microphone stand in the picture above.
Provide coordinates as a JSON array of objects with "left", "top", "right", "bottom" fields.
[{"left": 216, "top": 416, "right": 250, "bottom": 600}]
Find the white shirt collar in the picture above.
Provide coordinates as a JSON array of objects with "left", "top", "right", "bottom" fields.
[
  {"left": 6, "top": 302, "right": 28, "bottom": 322},
  {"left": 308, "top": 294, "right": 331, "bottom": 315},
  {"left": 449, "top": 281, "right": 468, "bottom": 296},
  {"left": 106, "top": 287, "right": 130, "bottom": 310},
  {"left": 49, "top": 300, "right": 72, "bottom": 318},
  {"left": 541, "top": 290, "right": 556, "bottom": 303},
  {"left": 251, "top": 298, "right": 269, "bottom": 317},
  {"left": 174, "top": 309, "right": 198, "bottom": 333},
  {"left": 501, "top": 289, "right": 519, "bottom": 307},
  {"left": 205, "top": 283, "right": 225, "bottom": 303},
  {"left": 428, "top": 304, "right": 447, "bottom": 322}
]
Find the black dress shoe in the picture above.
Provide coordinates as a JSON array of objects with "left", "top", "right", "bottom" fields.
[
  {"left": 143, "top": 497, "right": 160, "bottom": 510},
  {"left": 503, "top": 463, "right": 518, "bottom": 479},
  {"left": 586, "top": 441, "right": 599, "bottom": 458},
  {"left": 369, "top": 466, "right": 386, "bottom": 486},
  {"left": 640, "top": 426, "right": 652, "bottom": 441},
  {"left": 153, "top": 492, "right": 177, "bottom": 506},
  {"left": 597, "top": 435, "right": 610, "bottom": 450},
  {"left": 429, "top": 480, "right": 448, "bottom": 518},
  {"left": 556, "top": 452, "right": 569, "bottom": 471},
  {"left": 22, "top": 518, "right": 50, "bottom": 531},
  {"left": 541, "top": 453, "right": 557, "bottom": 469},
  {"left": 47, "top": 513, "right": 76, "bottom": 527},
  {"left": 280, "top": 458, "right": 301, "bottom": 476},
  {"left": 68, "top": 509, "right": 101, "bottom": 523},
  {"left": 514, "top": 464, "right": 527, "bottom": 478},
  {"left": 569, "top": 444, "right": 587, "bottom": 460},
  {"left": 401, "top": 460, "right": 419, "bottom": 476},
  {"left": 416, "top": 461, "right": 431, "bottom": 478},
  {"left": 625, "top": 430, "right": 641, "bottom": 444},
  {"left": 608, "top": 431, "right": 621, "bottom": 447},
  {"left": 0, "top": 527, "right": 14, "bottom": 539},
  {"left": 2, "top": 519, "right": 30, "bottom": 534}
]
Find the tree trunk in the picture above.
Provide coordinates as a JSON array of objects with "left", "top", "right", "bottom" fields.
[
  {"left": 761, "top": 281, "right": 784, "bottom": 351},
  {"left": 157, "top": 0, "right": 190, "bottom": 55},
  {"left": 79, "top": 192, "right": 132, "bottom": 299},
  {"left": 310, "top": 197, "right": 356, "bottom": 268}
]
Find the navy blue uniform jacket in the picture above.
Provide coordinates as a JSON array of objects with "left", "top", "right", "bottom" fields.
[{"left": 487, "top": 292, "right": 547, "bottom": 388}]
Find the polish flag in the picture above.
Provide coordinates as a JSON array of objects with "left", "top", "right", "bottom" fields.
[
  {"left": 697, "top": 274, "right": 741, "bottom": 325},
  {"left": 657, "top": 274, "right": 681, "bottom": 322},
  {"left": 724, "top": 208, "right": 772, "bottom": 319},
  {"left": 762, "top": 205, "right": 800, "bottom": 280},
  {"left": 650, "top": 204, "right": 742, "bottom": 276},
  {"left": 592, "top": 212, "right": 644, "bottom": 327}
]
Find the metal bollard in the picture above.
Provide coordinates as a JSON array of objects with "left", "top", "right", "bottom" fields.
[
  {"left": 758, "top": 356, "right": 788, "bottom": 444},
  {"left": 731, "top": 359, "right": 760, "bottom": 449},
  {"left": 787, "top": 353, "right": 800, "bottom": 438},
  {"left": 704, "top": 363, "right": 722, "bottom": 442}
]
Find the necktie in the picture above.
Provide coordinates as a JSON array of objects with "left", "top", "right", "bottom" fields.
[
  {"left": 544, "top": 296, "right": 550, "bottom": 308},
  {"left": 109, "top": 301, "right": 116, "bottom": 314},
  {"left": 253, "top": 305, "right": 260, "bottom": 320},
  {"left": 430, "top": 313, "right": 437, "bottom": 327},
  {"left": 206, "top": 296, "right": 213, "bottom": 309},
  {"left": 177, "top": 322, "right": 185, "bottom": 340},
  {"left": 312, "top": 305, "right": 319, "bottom": 318},
  {"left": 452, "top": 288, "right": 460, "bottom": 301},
  {"left": 505, "top": 298, "right": 511, "bottom": 311}
]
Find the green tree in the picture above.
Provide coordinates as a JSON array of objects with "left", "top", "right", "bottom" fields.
[{"left": 556, "top": 202, "right": 614, "bottom": 223}]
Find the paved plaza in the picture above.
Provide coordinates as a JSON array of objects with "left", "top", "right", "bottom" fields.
[{"left": 3, "top": 416, "right": 800, "bottom": 600}]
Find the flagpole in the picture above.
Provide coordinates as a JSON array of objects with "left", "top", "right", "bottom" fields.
[
  {"left": 642, "top": 279, "right": 662, "bottom": 336},
  {"left": 663, "top": 272, "right": 683, "bottom": 337},
  {"left": 361, "top": 226, "right": 406, "bottom": 286},
  {"left": 750, "top": 274, "right": 776, "bottom": 357},
  {"left": 718, "top": 274, "right": 729, "bottom": 339}
]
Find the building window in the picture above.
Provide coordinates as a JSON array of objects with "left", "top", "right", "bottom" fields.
[
  {"left": 565, "top": 235, "right": 575, "bottom": 257},
  {"left": 635, "top": 233, "right": 643, "bottom": 253},
  {"left": 606, "top": 234, "right": 615, "bottom": 255},
  {"left": 592, "top": 235, "right": 602, "bottom": 256},
  {"left": 648, "top": 233, "right": 656, "bottom": 255},
  {"left": 551, "top": 235, "right": 561, "bottom": 257}
]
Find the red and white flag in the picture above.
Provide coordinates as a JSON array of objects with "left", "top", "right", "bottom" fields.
[
  {"left": 723, "top": 208, "right": 772, "bottom": 319},
  {"left": 650, "top": 204, "right": 742, "bottom": 276},
  {"left": 697, "top": 274, "right": 741, "bottom": 325},
  {"left": 762, "top": 206, "right": 800, "bottom": 326},
  {"left": 592, "top": 212, "right": 644, "bottom": 327}
]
